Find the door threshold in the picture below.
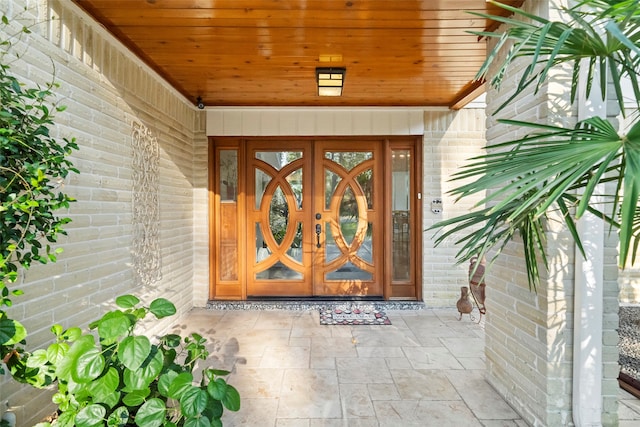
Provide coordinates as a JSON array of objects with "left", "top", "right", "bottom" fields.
[
  {"left": 206, "top": 298, "right": 425, "bottom": 311},
  {"left": 248, "top": 295, "right": 384, "bottom": 302}
]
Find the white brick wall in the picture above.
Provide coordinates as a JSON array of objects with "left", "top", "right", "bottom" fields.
[
  {"left": 484, "top": 1, "right": 619, "bottom": 425},
  {"left": 422, "top": 109, "right": 487, "bottom": 306},
  {"left": 0, "top": 1, "right": 202, "bottom": 424}
]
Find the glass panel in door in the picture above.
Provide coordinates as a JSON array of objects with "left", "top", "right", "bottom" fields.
[
  {"left": 313, "top": 142, "right": 383, "bottom": 296},
  {"left": 392, "top": 149, "right": 411, "bottom": 281},
  {"left": 247, "top": 145, "right": 312, "bottom": 296}
]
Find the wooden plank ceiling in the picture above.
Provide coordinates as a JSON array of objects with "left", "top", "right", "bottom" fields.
[{"left": 72, "top": 0, "right": 522, "bottom": 109}]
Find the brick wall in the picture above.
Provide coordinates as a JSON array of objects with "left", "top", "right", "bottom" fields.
[
  {"left": 483, "top": 1, "right": 619, "bottom": 425},
  {"left": 0, "top": 1, "right": 202, "bottom": 424},
  {"left": 421, "top": 109, "right": 487, "bottom": 306}
]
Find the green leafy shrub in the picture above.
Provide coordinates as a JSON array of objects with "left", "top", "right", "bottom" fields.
[
  {"left": 0, "top": 12, "right": 78, "bottom": 370},
  {"left": 29, "top": 295, "right": 240, "bottom": 427}
]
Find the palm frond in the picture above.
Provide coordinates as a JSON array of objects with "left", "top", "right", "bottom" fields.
[
  {"left": 432, "top": 1, "right": 640, "bottom": 289},
  {"left": 430, "top": 196, "right": 550, "bottom": 290},
  {"left": 474, "top": 1, "right": 640, "bottom": 115},
  {"left": 619, "top": 120, "right": 640, "bottom": 265}
]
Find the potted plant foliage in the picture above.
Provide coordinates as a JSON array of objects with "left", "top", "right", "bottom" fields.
[
  {"left": 30, "top": 295, "right": 240, "bottom": 427},
  {"left": 1, "top": 12, "right": 240, "bottom": 427}
]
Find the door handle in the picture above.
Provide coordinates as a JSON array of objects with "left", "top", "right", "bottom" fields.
[{"left": 315, "top": 223, "right": 322, "bottom": 248}]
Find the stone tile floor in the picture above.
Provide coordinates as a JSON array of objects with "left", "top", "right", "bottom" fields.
[{"left": 172, "top": 307, "right": 640, "bottom": 426}]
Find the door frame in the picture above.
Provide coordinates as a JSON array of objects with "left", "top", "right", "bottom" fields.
[{"left": 208, "top": 136, "right": 422, "bottom": 301}]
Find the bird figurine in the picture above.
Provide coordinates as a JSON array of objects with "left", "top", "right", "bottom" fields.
[
  {"left": 469, "top": 256, "right": 487, "bottom": 316},
  {"left": 456, "top": 286, "right": 474, "bottom": 321}
]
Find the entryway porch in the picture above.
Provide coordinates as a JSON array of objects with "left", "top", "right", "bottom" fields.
[{"left": 171, "top": 306, "right": 640, "bottom": 426}]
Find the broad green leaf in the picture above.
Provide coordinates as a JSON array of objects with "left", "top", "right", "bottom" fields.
[
  {"left": 51, "top": 324, "right": 64, "bottom": 336},
  {"left": 116, "top": 294, "right": 140, "bottom": 308},
  {"left": 27, "top": 349, "right": 49, "bottom": 367},
  {"left": 123, "top": 347, "right": 163, "bottom": 391},
  {"left": 135, "top": 398, "right": 166, "bottom": 427},
  {"left": 202, "top": 398, "right": 223, "bottom": 421},
  {"left": 56, "top": 334, "right": 95, "bottom": 381},
  {"left": 46, "top": 342, "right": 69, "bottom": 365},
  {"left": 184, "top": 417, "right": 212, "bottom": 427},
  {"left": 88, "top": 367, "right": 120, "bottom": 401},
  {"left": 206, "top": 368, "right": 231, "bottom": 378},
  {"left": 180, "top": 386, "right": 209, "bottom": 417},
  {"left": 97, "top": 310, "right": 132, "bottom": 342},
  {"left": 161, "top": 333, "right": 182, "bottom": 348},
  {"left": 73, "top": 346, "right": 105, "bottom": 383},
  {"left": 122, "top": 389, "right": 150, "bottom": 406},
  {"left": 119, "top": 335, "right": 151, "bottom": 370},
  {"left": 75, "top": 404, "right": 106, "bottom": 427},
  {"left": 202, "top": 396, "right": 224, "bottom": 425},
  {"left": 207, "top": 378, "right": 227, "bottom": 400},
  {"left": 168, "top": 372, "right": 195, "bottom": 399},
  {"left": 222, "top": 384, "right": 241, "bottom": 411},
  {"left": 158, "top": 370, "right": 179, "bottom": 397},
  {"left": 52, "top": 392, "right": 68, "bottom": 406},
  {"left": 63, "top": 326, "right": 82, "bottom": 341},
  {"left": 100, "top": 391, "right": 121, "bottom": 409},
  {"left": 54, "top": 410, "right": 77, "bottom": 427},
  {"left": 107, "top": 406, "right": 130, "bottom": 427},
  {"left": 149, "top": 298, "right": 176, "bottom": 319},
  {"left": 0, "top": 317, "right": 27, "bottom": 345}
]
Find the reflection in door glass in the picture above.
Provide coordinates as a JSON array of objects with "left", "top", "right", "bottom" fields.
[
  {"left": 255, "top": 169, "right": 270, "bottom": 210},
  {"left": 326, "top": 261, "right": 372, "bottom": 280},
  {"left": 256, "top": 151, "right": 302, "bottom": 170},
  {"left": 220, "top": 150, "right": 237, "bottom": 202},
  {"left": 255, "top": 222, "right": 303, "bottom": 280},
  {"left": 256, "top": 261, "right": 303, "bottom": 280},
  {"left": 255, "top": 222, "right": 270, "bottom": 264},
  {"left": 286, "top": 223, "right": 303, "bottom": 263},
  {"left": 324, "top": 151, "right": 372, "bottom": 167},
  {"left": 269, "top": 186, "right": 288, "bottom": 245},
  {"left": 325, "top": 225, "right": 339, "bottom": 263},
  {"left": 288, "top": 168, "right": 303, "bottom": 209},
  {"left": 392, "top": 149, "right": 411, "bottom": 281},
  {"left": 339, "top": 186, "right": 358, "bottom": 246},
  {"left": 324, "top": 170, "right": 341, "bottom": 210},
  {"left": 255, "top": 167, "right": 303, "bottom": 211},
  {"left": 356, "top": 222, "right": 373, "bottom": 263},
  {"left": 356, "top": 169, "right": 373, "bottom": 209}
]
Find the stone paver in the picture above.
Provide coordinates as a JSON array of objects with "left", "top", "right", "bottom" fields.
[{"left": 173, "top": 307, "right": 640, "bottom": 426}]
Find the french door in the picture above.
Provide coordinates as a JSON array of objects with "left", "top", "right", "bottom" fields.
[
  {"left": 210, "top": 137, "right": 420, "bottom": 300},
  {"left": 246, "top": 140, "right": 383, "bottom": 297}
]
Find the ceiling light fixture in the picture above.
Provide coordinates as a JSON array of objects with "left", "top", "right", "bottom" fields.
[{"left": 316, "top": 67, "right": 345, "bottom": 96}]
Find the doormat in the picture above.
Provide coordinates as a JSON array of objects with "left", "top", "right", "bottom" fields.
[{"left": 319, "top": 306, "right": 391, "bottom": 325}]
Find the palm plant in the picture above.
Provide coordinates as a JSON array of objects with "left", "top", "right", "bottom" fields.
[{"left": 432, "top": 0, "right": 640, "bottom": 289}]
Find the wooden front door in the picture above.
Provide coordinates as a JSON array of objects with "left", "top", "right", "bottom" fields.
[
  {"left": 210, "top": 136, "right": 420, "bottom": 301},
  {"left": 246, "top": 140, "right": 383, "bottom": 297}
]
